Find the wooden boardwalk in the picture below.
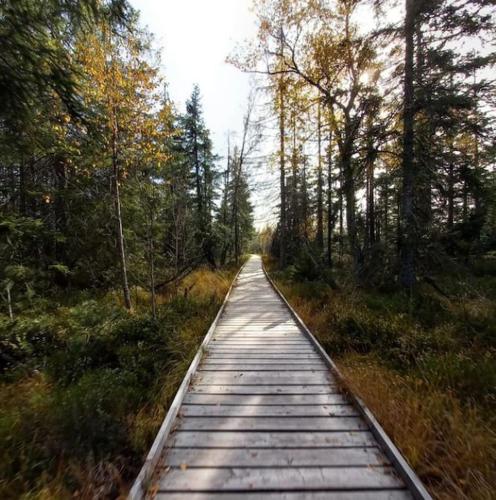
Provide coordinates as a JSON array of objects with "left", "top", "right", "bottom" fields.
[{"left": 130, "top": 255, "right": 431, "bottom": 500}]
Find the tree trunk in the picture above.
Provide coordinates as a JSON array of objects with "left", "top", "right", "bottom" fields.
[
  {"left": 339, "top": 159, "right": 344, "bottom": 258},
  {"left": 415, "top": 21, "right": 433, "bottom": 236},
  {"left": 111, "top": 115, "right": 132, "bottom": 310},
  {"left": 365, "top": 116, "right": 376, "bottom": 250},
  {"left": 383, "top": 178, "right": 389, "bottom": 248},
  {"left": 19, "top": 155, "right": 26, "bottom": 215},
  {"left": 148, "top": 216, "right": 157, "bottom": 319},
  {"left": 6, "top": 285, "right": 13, "bottom": 321},
  {"left": 327, "top": 117, "right": 333, "bottom": 267},
  {"left": 291, "top": 111, "right": 298, "bottom": 242},
  {"left": 399, "top": 0, "right": 417, "bottom": 289},
  {"left": 447, "top": 159, "right": 454, "bottom": 230},
  {"left": 342, "top": 149, "right": 361, "bottom": 278},
  {"left": 54, "top": 157, "right": 68, "bottom": 265},
  {"left": 302, "top": 159, "right": 308, "bottom": 239},
  {"left": 278, "top": 75, "right": 287, "bottom": 267},
  {"left": 233, "top": 161, "right": 241, "bottom": 265},
  {"left": 316, "top": 100, "right": 324, "bottom": 250},
  {"left": 221, "top": 140, "right": 231, "bottom": 265}
]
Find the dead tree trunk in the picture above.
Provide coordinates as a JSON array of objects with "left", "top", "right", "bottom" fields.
[{"left": 111, "top": 113, "right": 132, "bottom": 310}]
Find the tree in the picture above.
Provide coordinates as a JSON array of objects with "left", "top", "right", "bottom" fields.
[{"left": 181, "top": 86, "right": 218, "bottom": 267}]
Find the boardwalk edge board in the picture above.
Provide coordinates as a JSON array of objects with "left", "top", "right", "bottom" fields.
[
  {"left": 128, "top": 261, "right": 247, "bottom": 500},
  {"left": 262, "top": 262, "right": 432, "bottom": 500}
]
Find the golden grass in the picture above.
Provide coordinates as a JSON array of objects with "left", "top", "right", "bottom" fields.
[
  {"left": 264, "top": 258, "right": 496, "bottom": 500},
  {"left": 0, "top": 263, "right": 241, "bottom": 500},
  {"left": 339, "top": 355, "right": 496, "bottom": 500}
]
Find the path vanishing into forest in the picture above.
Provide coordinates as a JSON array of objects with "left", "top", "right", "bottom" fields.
[{"left": 129, "top": 255, "right": 431, "bottom": 500}]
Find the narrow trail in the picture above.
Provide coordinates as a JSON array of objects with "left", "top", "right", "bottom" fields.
[{"left": 131, "top": 255, "right": 431, "bottom": 499}]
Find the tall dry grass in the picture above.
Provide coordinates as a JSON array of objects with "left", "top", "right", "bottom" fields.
[
  {"left": 340, "top": 355, "right": 496, "bottom": 500},
  {"left": 265, "top": 257, "right": 496, "bottom": 500},
  {"left": 0, "top": 263, "right": 240, "bottom": 499}
]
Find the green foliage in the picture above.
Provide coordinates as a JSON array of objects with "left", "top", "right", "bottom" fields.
[
  {"left": 53, "top": 369, "right": 142, "bottom": 455},
  {"left": 0, "top": 0, "right": 130, "bottom": 119},
  {"left": 270, "top": 262, "right": 496, "bottom": 407},
  {"left": 0, "top": 265, "right": 233, "bottom": 497}
]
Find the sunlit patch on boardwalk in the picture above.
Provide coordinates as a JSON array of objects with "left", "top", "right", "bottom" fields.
[{"left": 130, "top": 256, "right": 430, "bottom": 500}]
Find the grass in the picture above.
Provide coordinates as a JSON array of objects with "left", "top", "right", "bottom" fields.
[
  {"left": 0, "top": 263, "right": 240, "bottom": 499},
  {"left": 264, "top": 255, "right": 496, "bottom": 500}
]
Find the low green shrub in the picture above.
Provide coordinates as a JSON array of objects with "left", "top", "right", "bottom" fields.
[{"left": 0, "top": 265, "right": 235, "bottom": 498}]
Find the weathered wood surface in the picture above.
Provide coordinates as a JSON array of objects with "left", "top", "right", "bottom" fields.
[
  {"left": 136, "top": 255, "right": 428, "bottom": 499},
  {"left": 157, "top": 493, "right": 413, "bottom": 500}
]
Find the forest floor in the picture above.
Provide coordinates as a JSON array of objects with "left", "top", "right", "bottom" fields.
[
  {"left": 264, "top": 255, "right": 496, "bottom": 500},
  {"left": 0, "top": 262, "right": 241, "bottom": 499}
]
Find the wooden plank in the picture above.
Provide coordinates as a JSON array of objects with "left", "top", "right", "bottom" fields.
[
  {"left": 207, "top": 348, "right": 313, "bottom": 352},
  {"left": 189, "top": 385, "right": 338, "bottom": 394},
  {"left": 214, "top": 327, "right": 301, "bottom": 331},
  {"left": 176, "top": 416, "right": 367, "bottom": 431},
  {"left": 212, "top": 336, "right": 305, "bottom": 340},
  {"left": 181, "top": 404, "right": 359, "bottom": 417},
  {"left": 127, "top": 260, "right": 248, "bottom": 500},
  {"left": 158, "top": 466, "right": 404, "bottom": 491},
  {"left": 211, "top": 339, "right": 310, "bottom": 343},
  {"left": 210, "top": 341, "right": 308, "bottom": 344},
  {"left": 209, "top": 344, "right": 312, "bottom": 348},
  {"left": 164, "top": 447, "right": 389, "bottom": 467},
  {"left": 194, "top": 372, "right": 334, "bottom": 385},
  {"left": 217, "top": 321, "right": 295, "bottom": 324},
  {"left": 199, "top": 364, "right": 327, "bottom": 371},
  {"left": 183, "top": 393, "right": 348, "bottom": 405},
  {"left": 263, "top": 263, "right": 432, "bottom": 500},
  {"left": 168, "top": 430, "right": 377, "bottom": 448},
  {"left": 205, "top": 354, "right": 322, "bottom": 360},
  {"left": 206, "top": 349, "right": 318, "bottom": 354},
  {"left": 201, "top": 358, "right": 327, "bottom": 370},
  {"left": 157, "top": 492, "right": 413, "bottom": 500}
]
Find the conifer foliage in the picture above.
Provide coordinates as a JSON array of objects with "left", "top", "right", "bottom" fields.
[{"left": 0, "top": 2, "right": 255, "bottom": 312}]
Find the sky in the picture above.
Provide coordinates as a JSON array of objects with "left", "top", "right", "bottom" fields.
[{"left": 129, "top": 0, "right": 275, "bottom": 228}]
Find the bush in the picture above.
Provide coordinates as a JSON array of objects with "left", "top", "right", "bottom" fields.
[
  {"left": 0, "top": 264, "right": 236, "bottom": 498},
  {"left": 53, "top": 369, "right": 142, "bottom": 457}
]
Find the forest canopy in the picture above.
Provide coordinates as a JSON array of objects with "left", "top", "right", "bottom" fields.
[{"left": 232, "top": 0, "right": 496, "bottom": 287}]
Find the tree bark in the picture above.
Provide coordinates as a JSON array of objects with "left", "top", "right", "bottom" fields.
[
  {"left": 148, "top": 214, "right": 156, "bottom": 319},
  {"left": 278, "top": 75, "right": 287, "bottom": 267},
  {"left": 291, "top": 111, "right": 298, "bottom": 241},
  {"left": 327, "top": 116, "right": 333, "bottom": 267},
  {"left": 111, "top": 113, "right": 132, "bottom": 310},
  {"left": 339, "top": 158, "right": 344, "bottom": 258},
  {"left": 316, "top": 100, "right": 324, "bottom": 250},
  {"left": 342, "top": 149, "right": 361, "bottom": 277},
  {"left": 399, "top": 0, "right": 417, "bottom": 289},
  {"left": 365, "top": 115, "right": 376, "bottom": 250},
  {"left": 383, "top": 178, "right": 389, "bottom": 247},
  {"left": 447, "top": 158, "right": 455, "bottom": 230}
]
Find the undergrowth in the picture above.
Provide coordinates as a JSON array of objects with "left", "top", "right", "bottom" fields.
[
  {"left": 0, "top": 264, "right": 239, "bottom": 499},
  {"left": 264, "top": 255, "right": 496, "bottom": 500}
]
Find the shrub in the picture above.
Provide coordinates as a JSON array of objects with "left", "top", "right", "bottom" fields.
[{"left": 0, "top": 264, "right": 237, "bottom": 498}]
